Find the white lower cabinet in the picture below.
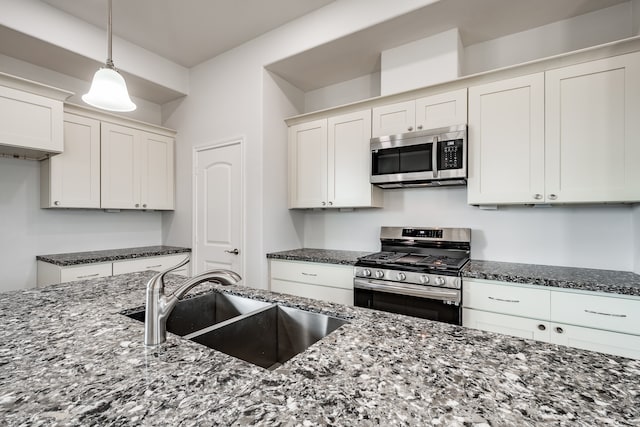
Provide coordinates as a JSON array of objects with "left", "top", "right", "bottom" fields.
[
  {"left": 463, "top": 279, "right": 640, "bottom": 359},
  {"left": 37, "top": 254, "right": 190, "bottom": 287},
  {"left": 269, "top": 260, "right": 354, "bottom": 306}
]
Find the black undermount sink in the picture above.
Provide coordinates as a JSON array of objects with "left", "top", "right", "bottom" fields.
[{"left": 123, "top": 292, "right": 348, "bottom": 370}]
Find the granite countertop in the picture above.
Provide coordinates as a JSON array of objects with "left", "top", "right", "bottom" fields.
[
  {"left": 36, "top": 245, "right": 192, "bottom": 266},
  {"left": 1, "top": 273, "right": 639, "bottom": 425},
  {"left": 463, "top": 259, "right": 640, "bottom": 297},
  {"left": 266, "top": 248, "right": 372, "bottom": 265}
]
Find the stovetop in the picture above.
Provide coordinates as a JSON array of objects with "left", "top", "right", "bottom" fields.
[{"left": 357, "top": 251, "right": 469, "bottom": 273}]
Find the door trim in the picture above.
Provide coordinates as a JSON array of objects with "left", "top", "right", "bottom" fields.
[{"left": 192, "top": 137, "right": 245, "bottom": 279}]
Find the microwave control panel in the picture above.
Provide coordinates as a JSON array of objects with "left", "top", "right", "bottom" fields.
[{"left": 438, "top": 139, "right": 464, "bottom": 170}]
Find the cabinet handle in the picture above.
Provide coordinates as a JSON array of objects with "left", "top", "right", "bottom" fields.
[
  {"left": 301, "top": 272, "right": 317, "bottom": 277},
  {"left": 584, "top": 309, "right": 627, "bottom": 318},
  {"left": 77, "top": 273, "right": 99, "bottom": 279},
  {"left": 143, "top": 204, "right": 147, "bottom": 208},
  {"left": 533, "top": 194, "right": 542, "bottom": 200},
  {"left": 417, "top": 125, "right": 423, "bottom": 130},
  {"left": 488, "top": 296, "right": 519, "bottom": 303},
  {"left": 537, "top": 324, "right": 546, "bottom": 331},
  {"left": 555, "top": 327, "right": 564, "bottom": 334},
  {"left": 146, "top": 264, "right": 163, "bottom": 269},
  {"left": 322, "top": 201, "right": 326, "bottom": 206},
  {"left": 54, "top": 201, "right": 61, "bottom": 206},
  {"left": 135, "top": 203, "right": 140, "bottom": 208},
  {"left": 548, "top": 194, "right": 558, "bottom": 200},
  {"left": 328, "top": 201, "right": 333, "bottom": 206},
  {"left": 408, "top": 126, "right": 414, "bottom": 131}
]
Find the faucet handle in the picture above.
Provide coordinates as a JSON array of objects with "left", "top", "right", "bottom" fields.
[{"left": 146, "top": 256, "right": 190, "bottom": 291}]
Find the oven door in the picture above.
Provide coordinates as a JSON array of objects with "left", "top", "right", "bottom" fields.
[{"left": 354, "top": 278, "right": 461, "bottom": 325}]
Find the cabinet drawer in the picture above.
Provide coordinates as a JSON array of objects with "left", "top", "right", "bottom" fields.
[
  {"left": 551, "top": 292, "right": 640, "bottom": 335},
  {"left": 60, "top": 263, "right": 112, "bottom": 283},
  {"left": 463, "top": 280, "right": 550, "bottom": 319},
  {"left": 112, "top": 254, "right": 190, "bottom": 276},
  {"left": 271, "top": 279, "right": 353, "bottom": 306},
  {"left": 270, "top": 260, "right": 353, "bottom": 290}
]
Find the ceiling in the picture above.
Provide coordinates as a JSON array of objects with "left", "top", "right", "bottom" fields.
[
  {"left": 0, "top": 0, "right": 631, "bottom": 104},
  {"left": 41, "top": 0, "right": 336, "bottom": 68}
]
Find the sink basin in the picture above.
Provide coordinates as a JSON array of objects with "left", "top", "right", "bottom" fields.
[
  {"left": 185, "top": 305, "right": 348, "bottom": 370},
  {"left": 123, "top": 292, "right": 271, "bottom": 336}
]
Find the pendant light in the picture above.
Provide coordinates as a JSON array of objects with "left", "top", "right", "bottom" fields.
[{"left": 82, "top": 0, "right": 136, "bottom": 112}]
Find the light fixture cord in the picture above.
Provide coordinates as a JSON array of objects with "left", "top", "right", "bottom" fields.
[{"left": 106, "top": 0, "right": 114, "bottom": 69}]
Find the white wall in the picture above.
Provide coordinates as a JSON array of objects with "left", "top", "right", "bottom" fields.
[
  {"left": 162, "top": 0, "right": 445, "bottom": 288},
  {"left": 303, "top": 189, "right": 634, "bottom": 271},
  {"left": 0, "top": 157, "right": 163, "bottom": 291},
  {"left": 304, "top": 72, "right": 380, "bottom": 113},
  {"left": 634, "top": 205, "right": 640, "bottom": 274},
  {"left": 381, "top": 29, "right": 461, "bottom": 95},
  {"left": 634, "top": 0, "right": 640, "bottom": 35},
  {"left": 464, "top": 2, "right": 635, "bottom": 75}
]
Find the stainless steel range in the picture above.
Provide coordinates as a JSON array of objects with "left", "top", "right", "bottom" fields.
[{"left": 354, "top": 226, "right": 471, "bottom": 325}]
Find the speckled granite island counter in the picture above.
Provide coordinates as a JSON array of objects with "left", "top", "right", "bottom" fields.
[
  {"left": 463, "top": 259, "right": 640, "bottom": 296},
  {"left": 1, "top": 273, "right": 639, "bottom": 426}
]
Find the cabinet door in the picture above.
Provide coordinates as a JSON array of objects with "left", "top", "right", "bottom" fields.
[
  {"left": 271, "top": 279, "right": 354, "bottom": 306},
  {"left": 468, "top": 73, "right": 545, "bottom": 205},
  {"left": 463, "top": 309, "right": 550, "bottom": 342},
  {"left": 0, "top": 84, "right": 64, "bottom": 154},
  {"left": 46, "top": 113, "right": 101, "bottom": 208},
  {"left": 328, "top": 110, "right": 380, "bottom": 207},
  {"left": 288, "top": 119, "right": 327, "bottom": 208},
  {"left": 59, "top": 263, "right": 113, "bottom": 283},
  {"left": 101, "top": 123, "right": 142, "bottom": 209},
  {"left": 112, "top": 254, "right": 189, "bottom": 276},
  {"left": 545, "top": 52, "right": 640, "bottom": 203},
  {"left": 140, "top": 132, "right": 175, "bottom": 210},
  {"left": 372, "top": 100, "right": 415, "bottom": 137},
  {"left": 548, "top": 323, "right": 640, "bottom": 360},
  {"left": 415, "top": 89, "right": 467, "bottom": 130}
]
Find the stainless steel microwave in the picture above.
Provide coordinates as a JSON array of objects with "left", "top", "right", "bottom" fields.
[{"left": 370, "top": 124, "right": 467, "bottom": 188}]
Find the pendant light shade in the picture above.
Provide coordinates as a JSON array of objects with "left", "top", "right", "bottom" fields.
[{"left": 82, "top": 0, "right": 136, "bottom": 112}]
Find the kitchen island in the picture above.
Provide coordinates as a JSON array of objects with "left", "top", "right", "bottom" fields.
[{"left": 1, "top": 273, "right": 638, "bottom": 426}]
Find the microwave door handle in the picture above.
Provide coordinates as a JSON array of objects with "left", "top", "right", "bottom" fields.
[{"left": 432, "top": 137, "right": 438, "bottom": 179}]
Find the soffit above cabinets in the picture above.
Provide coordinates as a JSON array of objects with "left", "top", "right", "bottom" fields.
[{"left": 266, "top": 0, "right": 629, "bottom": 92}]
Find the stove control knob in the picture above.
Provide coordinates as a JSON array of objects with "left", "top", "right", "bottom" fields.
[
  {"left": 362, "top": 269, "right": 371, "bottom": 277},
  {"left": 420, "top": 275, "right": 430, "bottom": 284},
  {"left": 435, "top": 277, "right": 446, "bottom": 286},
  {"left": 396, "top": 272, "right": 406, "bottom": 281},
  {"left": 375, "top": 270, "right": 385, "bottom": 279}
]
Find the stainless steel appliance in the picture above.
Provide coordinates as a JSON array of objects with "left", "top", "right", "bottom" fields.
[
  {"left": 370, "top": 125, "right": 467, "bottom": 188},
  {"left": 354, "top": 226, "right": 471, "bottom": 325}
]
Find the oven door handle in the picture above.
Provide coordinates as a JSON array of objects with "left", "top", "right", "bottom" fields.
[{"left": 354, "top": 278, "right": 460, "bottom": 304}]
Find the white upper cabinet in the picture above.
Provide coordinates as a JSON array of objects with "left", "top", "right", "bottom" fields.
[
  {"left": 0, "top": 72, "right": 71, "bottom": 160},
  {"left": 468, "top": 51, "right": 640, "bottom": 205},
  {"left": 545, "top": 52, "right": 640, "bottom": 203},
  {"left": 288, "top": 118, "right": 328, "bottom": 208},
  {"left": 41, "top": 113, "right": 101, "bottom": 208},
  {"left": 101, "top": 122, "right": 175, "bottom": 210},
  {"left": 289, "top": 110, "right": 381, "bottom": 209},
  {"left": 372, "top": 89, "right": 467, "bottom": 137},
  {"left": 468, "top": 73, "right": 545, "bottom": 204}
]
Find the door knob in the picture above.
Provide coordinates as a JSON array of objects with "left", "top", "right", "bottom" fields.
[{"left": 225, "top": 249, "right": 240, "bottom": 255}]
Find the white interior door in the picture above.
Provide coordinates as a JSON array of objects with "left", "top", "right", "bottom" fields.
[{"left": 193, "top": 140, "right": 243, "bottom": 279}]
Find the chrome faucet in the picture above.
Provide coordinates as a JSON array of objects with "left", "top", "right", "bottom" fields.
[{"left": 144, "top": 257, "right": 242, "bottom": 346}]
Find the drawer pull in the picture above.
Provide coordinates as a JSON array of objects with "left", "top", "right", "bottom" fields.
[
  {"left": 77, "top": 273, "right": 100, "bottom": 279},
  {"left": 301, "top": 272, "right": 317, "bottom": 277},
  {"left": 584, "top": 309, "right": 627, "bottom": 318},
  {"left": 146, "top": 264, "right": 163, "bottom": 269},
  {"left": 488, "top": 296, "right": 520, "bottom": 303},
  {"left": 537, "top": 324, "right": 546, "bottom": 331},
  {"left": 555, "top": 327, "right": 564, "bottom": 334}
]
